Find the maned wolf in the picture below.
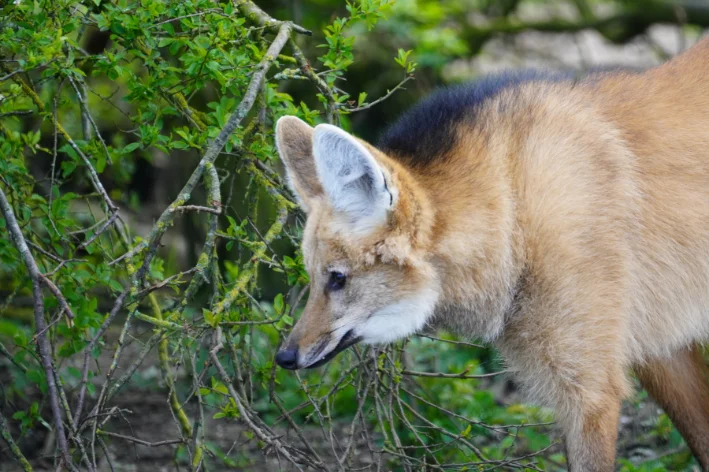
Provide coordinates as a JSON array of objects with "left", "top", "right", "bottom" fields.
[{"left": 273, "top": 38, "right": 709, "bottom": 471}]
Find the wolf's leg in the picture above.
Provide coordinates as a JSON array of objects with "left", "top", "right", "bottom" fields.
[
  {"left": 499, "top": 320, "right": 628, "bottom": 471},
  {"left": 562, "top": 393, "right": 622, "bottom": 472},
  {"left": 634, "top": 345, "right": 709, "bottom": 469}
]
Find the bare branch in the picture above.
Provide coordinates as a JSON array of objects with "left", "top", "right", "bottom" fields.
[
  {"left": 73, "top": 288, "right": 130, "bottom": 429},
  {"left": 174, "top": 204, "right": 222, "bottom": 215},
  {"left": 0, "top": 110, "right": 33, "bottom": 117},
  {"left": 0, "top": 412, "right": 33, "bottom": 472},
  {"left": 209, "top": 328, "right": 308, "bottom": 470},
  {"left": 38, "top": 275, "right": 76, "bottom": 320},
  {"left": 234, "top": 0, "right": 312, "bottom": 36},
  {"left": 0, "top": 67, "right": 24, "bottom": 82},
  {"left": 343, "top": 76, "right": 413, "bottom": 113},
  {"left": 76, "top": 211, "right": 120, "bottom": 250},
  {"left": 0, "top": 185, "right": 77, "bottom": 470},
  {"left": 97, "top": 430, "right": 184, "bottom": 448},
  {"left": 401, "top": 369, "right": 507, "bottom": 379}
]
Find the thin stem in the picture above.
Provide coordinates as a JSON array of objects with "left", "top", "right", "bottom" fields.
[
  {"left": 0, "top": 412, "right": 33, "bottom": 472},
  {"left": 0, "top": 185, "right": 77, "bottom": 471}
]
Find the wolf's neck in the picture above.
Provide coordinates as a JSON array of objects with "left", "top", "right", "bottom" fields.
[{"left": 415, "top": 148, "right": 523, "bottom": 341}]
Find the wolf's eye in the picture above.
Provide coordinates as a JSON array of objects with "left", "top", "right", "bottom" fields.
[{"left": 327, "top": 271, "right": 347, "bottom": 291}]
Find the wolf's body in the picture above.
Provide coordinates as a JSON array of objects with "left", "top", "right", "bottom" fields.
[{"left": 274, "top": 38, "right": 709, "bottom": 470}]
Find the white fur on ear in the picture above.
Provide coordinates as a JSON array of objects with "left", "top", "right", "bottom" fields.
[{"left": 312, "top": 124, "right": 394, "bottom": 234}]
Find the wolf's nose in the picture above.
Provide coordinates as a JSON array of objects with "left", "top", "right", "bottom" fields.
[{"left": 275, "top": 348, "right": 298, "bottom": 370}]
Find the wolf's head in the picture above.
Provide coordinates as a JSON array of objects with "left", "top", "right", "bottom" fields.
[{"left": 273, "top": 116, "right": 440, "bottom": 370}]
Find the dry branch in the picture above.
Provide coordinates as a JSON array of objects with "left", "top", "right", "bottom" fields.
[
  {"left": 0, "top": 185, "right": 77, "bottom": 471},
  {"left": 97, "top": 430, "right": 184, "bottom": 448},
  {"left": 209, "top": 328, "right": 311, "bottom": 471},
  {"left": 0, "top": 412, "right": 32, "bottom": 472}
]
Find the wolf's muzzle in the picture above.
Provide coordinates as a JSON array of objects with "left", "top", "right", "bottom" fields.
[
  {"left": 304, "top": 329, "right": 361, "bottom": 369},
  {"left": 274, "top": 329, "right": 361, "bottom": 370}
]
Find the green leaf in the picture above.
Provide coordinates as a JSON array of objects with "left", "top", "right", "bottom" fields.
[
  {"left": 122, "top": 142, "right": 141, "bottom": 154},
  {"left": 13, "top": 329, "right": 28, "bottom": 347},
  {"left": 96, "top": 152, "right": 106, "bottom": 173},
  {"left": 27, "top": 369, "right": 45, "bottom": 388},
  {"left": 109, "top": 280, "right": 123, "bottom": 292},
  {"left": 213, "top": 382, "right": 228, "bottom": 395},
  {"left": 358, "top": 91, "right": 367, "bottom": 107},
  {"left": 203, "top": 308, "right": 220, "bottom": 328},
  {"left": 273, "top": 293, "right": 284, "bottom": 315}
]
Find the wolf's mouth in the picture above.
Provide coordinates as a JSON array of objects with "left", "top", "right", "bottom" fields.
[{"left": 305, "top": 329, "right": 361, "bottom": 369}]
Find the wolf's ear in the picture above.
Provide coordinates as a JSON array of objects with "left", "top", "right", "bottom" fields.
[
  {"left": 275, "top": 116, "right": 323, "bottom": 212},
  {"left": 313, "top": 124, "right": 394, "bottom": 233}
]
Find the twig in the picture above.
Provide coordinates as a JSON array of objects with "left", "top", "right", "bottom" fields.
[
  {"left": 67, "top": 216, "right": 113, "bottom": 236},
  {"left": 53, "top": 365, "right": 96, "bottom": 472},
  {"left": 0, "top": 185, "right": 77, "bottom": 470},
  {"left": 213, "top": 205, "right": 289, "bottom": 316},
  {"left": 417, "top": 333, "right": 486, "bottom": 349},
  {"left": 209, "top": 328, "right": 305, "bottom": 470},
  {"left": 234, "top": 0, "right": 312, "bottom": 36},
  {"left": 0, "top": 340, "right": 27, "bottom": 372},
  {"left": 289, "top": 39, "right": 339, "bottom": 124},
  {"left": 67, "top": 75, "right": 92, "bottom": 142},
  {"left": 174, "top": 205, "right": 222, "bottom": 215},
  {"left": 27, "top": 240, "right": 63, "bottom": 263},
  {"left": 97, "top": 438, "right": 116, "bottom": 472},
  {"left": 108, "top": 241, "right": 147, "bottom": 266},
  {"left": 131, "top": 268, "right": 197, "bottom": 299},
  {"left": 401, "top": 369, "right": 507, "bottom": 379},
  {"left": 97, "top": 430, "right": 184, "bottom": 447},
  {"left": 76, "top": 211, "right": 120, "bottom": 250},
  {"left": 343, "top": 76, "right": 413, "bottom": 113},
  {"left": 38, "top": 275, "right": 76, "bottom": 320},
  {"left": 219, "top": 318, "right": 279, "bottom": 326},
  {"left": 0, "top": 68, "right": 24, "bottom": 82},
  {"left": 73, "top": 288, "right": 129, "bottom": 429},
  {"left": 151, "top": 294, "right": 206, "bottom": 470},
  {"left": 0, "top": 110, "right": 33, "bottom": 117},
  {"left": 0, "top": 411, "right": 33, "bottom": 472},
  {"left": 149, "top": 9, "right": 225, "bottom": 28},
  {"left": 44, "top": 257, "right": 88, "bottom": 278}
]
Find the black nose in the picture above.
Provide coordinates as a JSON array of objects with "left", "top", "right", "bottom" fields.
[{"left": 275, "top": 349, "right": 298, "bottom": 370}]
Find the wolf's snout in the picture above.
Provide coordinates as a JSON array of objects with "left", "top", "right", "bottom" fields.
[{"left": 275, "top": 348, "right": 299, "bottom": 370}]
